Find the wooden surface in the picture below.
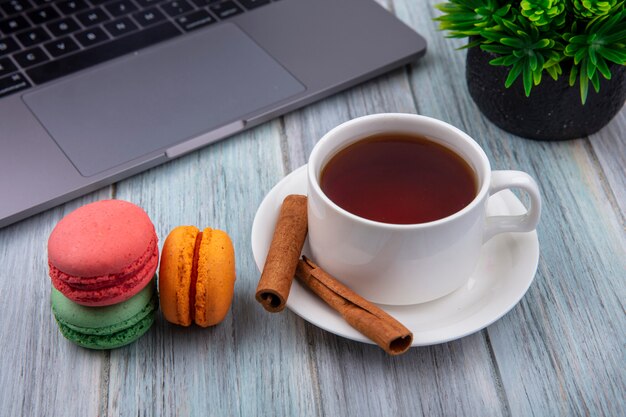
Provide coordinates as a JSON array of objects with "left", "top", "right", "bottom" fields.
[{"left": 1, "top": 1, "right": 624, "bottom": 416}]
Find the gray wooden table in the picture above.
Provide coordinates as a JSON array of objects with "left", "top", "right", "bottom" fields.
[{"left": 1, "top": 1, "right": 624, "bottom": 416}]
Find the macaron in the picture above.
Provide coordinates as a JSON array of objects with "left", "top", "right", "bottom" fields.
[
  {"left": 48, "top": 200, "right": 159, "bottom": 306},
  {"left": 51, "top": 278, "right": 158, "bottom": 349},
  {"left": 159, "top": 226, "right": 236, "bottom": 327}
]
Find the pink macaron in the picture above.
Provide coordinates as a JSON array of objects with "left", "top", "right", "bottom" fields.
[{"left": 48, "top": 200, "right": 158, "bottom": 307}]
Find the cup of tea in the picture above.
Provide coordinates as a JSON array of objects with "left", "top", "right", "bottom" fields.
[{"left": 307, "top": 113, "right": 541, "bottom": 305}]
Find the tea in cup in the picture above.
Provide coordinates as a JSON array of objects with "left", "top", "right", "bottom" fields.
[{"left": 307, "top": 113, "right": 541, "bottom": 305}]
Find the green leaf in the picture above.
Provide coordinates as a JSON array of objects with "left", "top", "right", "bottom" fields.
[
  {"left": 590, "top": 71, "right": 601, "bottom": 93},
  {"left": 501, "top": 37, "right": 526, "bottom": 48},
  {"left": 434, "top": 3, "right": 455, "bottom": 13},
  {"left": 489, "top": 55, "right": 520, "bottom": 66},
  {"left": 480, "top": 44, "right": 512, "bottom": 54},
  {"left": 532, "top": 38, "right": 552, "bottom": 48},
  {"left": 530, "top": 23, "right": 540, "bottom": 39},
  {"left": 568, "top": 34, "right": 590, "bottom": 45},
  {"left": 499, "top": 18, "right": 522, "bottom": 33},
  {"left": 595, "top": 9, "right": 624, "bottom": 35},
  {"left": 496, "top": 4, "right": 512, "bottom": 16},
  {"left": 533, "top": 66, "right": 543, "bottom": 85},
  {"left": 569, "top": 65, "right": 579, "bottom": 87},
  {"left": 602, "top": 30, "right": 626, "bottom": 44},
  {"left": 546, "top": 65, "right": 560, "bottom": 80},
  {"left": 580, "top": 60, "right": 589, "bottom": 104},
  {"left": 529, "top": 52, "right": 538, "bottom": 70},
  {"left": 441, "top": 13, "right": 482, "bottom": 22},
  {"left": 536, "top": 53, "right": 545, "bottom": 71},
  {"left": 434, "top": 3, "right": 471, "bottom": 13},
  {"left": 589, "top": 48, "right": 598, "bottom": 66},
  {"left": 505, "top": 61, "right": 524, "bottom": 87},
  {"left": 597, "top": 47, "right": 626, "bottom": 64},
  {"left": 574, "top": 48, "right": 587, "bottom": 65},
  {"left": 523, "top": 60, "right": 533, "bottom": 96},
  {"left": 458, "top": 39, "right": 484, "bottom": 49},
  {"left": 433, "top": 0, "right": 624, "bottom": 103},
  {"left": 564, "top": 44, "right": 580, "bottom": 56},
  {"left": 580, "top": 75, "right": 589, "bottom": 104},
  {"left": 549, "top": 48, "right": 564, "bottom": 61},
  {"left": 481, "top": 31, "right": 506, "bottom": 43},
  {"left": 595, "top": 57, "right": 612, "bottom": 79},
  {"left": 587, "top": 58, "right": 597, "bottom": 79}
]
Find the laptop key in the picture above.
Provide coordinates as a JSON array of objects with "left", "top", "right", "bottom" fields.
[
  {"left": 47, "top": 17, "right": 81, "bottom": 37},
  {"left": 238, "top": 0, "right": 270, "bottom": 9},
  {"left": 133, "top": 8, "right": 166, "bottom": 27},
  {"left": 190, "top": 0, "right": 221, "bottom": 6},
  {"left": 1, "top": 0, "right": 33, "bottom": 15},
  {"left": 0, "top": 56, "right": 17, "bottom": 76},
  {"left": 30, "top": 0, "right": 54, "bottom": 6},
  {"left": 208, "top": 1, "right": 242, "bottom": 19},
  {"left": 0, "top": 36, "right": 19, "bottom": 56},
  {"left": 105, "top": 0, "right": 138, "bottom": 17},
  {"left": 57, "top": 0, "right": 90, "bottom": 15},
  {"left": 44, "top": 36, "right": 79, "bottom": 57},
  {"left": 176, "top": 9, "right": 214, "bottom": 31},
  {"left": 0, "top": 15, "right": 29, "bottom": 33},
  {"left": 13, "top": 46, "right": 49, "bottom": 68},
  {"left": 26, "top": 22, "right": 181, "bottom": 84},
  {"left": 76, "top": 7, "right": 109, "bottom": 26},
  {"left": 161, "top": 0, "right": 193, "bottom": 17},
  {"left": 135, "top": 0, "right": 162, "bottom": 7},
  {"left": 75, "top": 26, "right": 109, "bottom": 47},
  {"left": 0, "top": 72, "right": 30, "bottom": 98},
  {"left": 16, "top": 27, "right": 51, "bottom": 47},
  {"left": 27, "top": 5, "right": 60, "bottom": 24},
  {"left": 104, "top": 17, "right": 138, "bottom": 37}
]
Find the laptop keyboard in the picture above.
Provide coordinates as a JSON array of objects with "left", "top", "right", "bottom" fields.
[{"left": 0, "top": 0, "right": 276, "bottom": 98}]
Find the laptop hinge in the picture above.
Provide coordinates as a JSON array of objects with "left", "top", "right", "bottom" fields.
[{"left": 165, "top": 120, "right": 246, "bottom": 158}]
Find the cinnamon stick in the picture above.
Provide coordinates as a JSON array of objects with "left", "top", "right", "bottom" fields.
[
  {"left": 255, "top": 194, "right": 308, "bottom": 312},
  {"left": 295, "top": 257, "right": 413, "bottom": 355}
]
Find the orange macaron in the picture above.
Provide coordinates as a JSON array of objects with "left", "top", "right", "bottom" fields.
[{"left": 159, "top": 226, "right": 236, "bottom": 327}]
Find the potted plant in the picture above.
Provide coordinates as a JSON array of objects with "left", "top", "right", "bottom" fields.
[{"left": 435, "top": 1, "right": 626, "bottom": 140}]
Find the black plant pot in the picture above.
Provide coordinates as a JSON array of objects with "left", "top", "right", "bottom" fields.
[{"left": 466, "top": 45, "right": 626, "bottom": 140}]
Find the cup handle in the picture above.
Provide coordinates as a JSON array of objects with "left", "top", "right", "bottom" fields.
[{"left": 483, "top": 170, "right": 541, "bottom": 242}]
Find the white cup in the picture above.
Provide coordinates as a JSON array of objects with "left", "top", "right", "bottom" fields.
[{"left": 307, "top": 113, "right": 541, "bottom": 305}]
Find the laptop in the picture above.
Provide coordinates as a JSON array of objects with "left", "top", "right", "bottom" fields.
[{"left": 0, "top": 0, "right": 426, "bottom": 228}]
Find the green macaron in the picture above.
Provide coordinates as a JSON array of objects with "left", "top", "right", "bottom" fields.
[{"left": 51, "top": 277, "right": 158, "bottom": 349}]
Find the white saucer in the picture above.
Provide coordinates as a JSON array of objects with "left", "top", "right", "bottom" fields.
[{"left": 251, "top": 165, "right": 539, "bottom": 347}]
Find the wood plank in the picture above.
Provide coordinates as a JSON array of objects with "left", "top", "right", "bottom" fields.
[
  {"left": 486, "top": 138, "right": 626, "bottom": 417},
  {"left": 307, "top": 327, "right": 507, "bottom": 417},
  {"left": 588, "top": 106, "right": 626, "bottom": 215},
  {"left": 107, "top": 121, "right": 320, "bottom": 416},
  {"left": 0, "top": 0, "right": 623, "bottom": 415},
  {"left": 280, "top": 19, "right": 507, "bottom": 417},
  {"left": 415, "top": 1, "right": 626, "bottom": 415},
  {"left": 0, "top": 190, "right": 111, "bottom": 417}
]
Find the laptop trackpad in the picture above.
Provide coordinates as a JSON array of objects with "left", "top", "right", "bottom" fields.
[{"left": 23, "top": 23, "right": 305, "bottom": 177}]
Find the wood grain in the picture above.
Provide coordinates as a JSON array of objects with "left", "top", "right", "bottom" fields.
[
  {"left": 0, "top": 0, "right": 624, "bottom": 416},
  {"left": 0, "top": 190, "right": 111, "bottom": 417},
  {"left": 486, "top": 137, "right": 626, "bottom": 417},
  {"left": 415, "top": 2, "right": 626, "bottom": 417},
  {"left": 588, "top": 107, "right": 626, "bottom": 216},
  {"left": 105, "top": 121, "right": 320, "bottom": 417}
]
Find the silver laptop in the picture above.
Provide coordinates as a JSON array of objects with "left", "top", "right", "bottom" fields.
[{"left": 0, "top": 0, "right": 426, "bottom": 228}]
